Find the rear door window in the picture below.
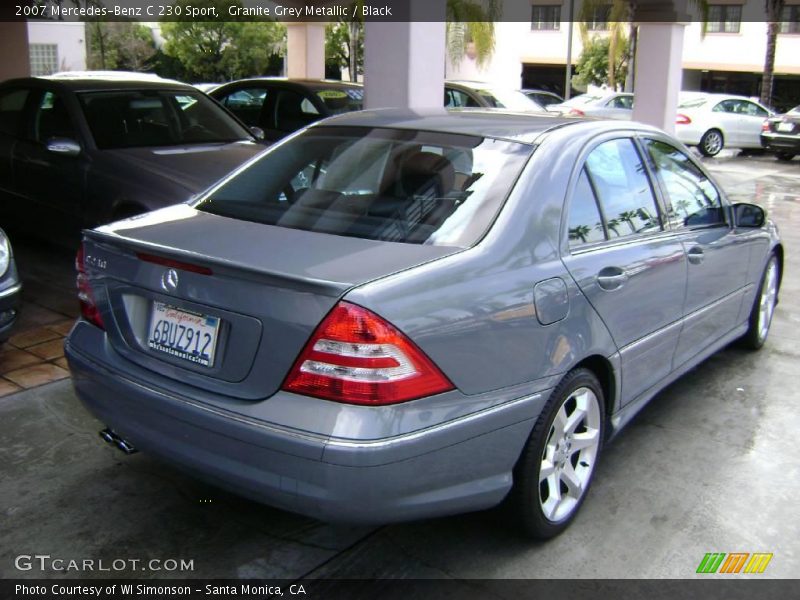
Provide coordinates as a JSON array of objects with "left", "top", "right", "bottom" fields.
[{"left": 584, "top": 138, "right": 661, "bottom": 238}]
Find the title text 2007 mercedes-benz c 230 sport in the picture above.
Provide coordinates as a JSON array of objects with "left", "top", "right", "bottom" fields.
[{"left": 65, "top": 110, "right": 782, "bottom": 539}]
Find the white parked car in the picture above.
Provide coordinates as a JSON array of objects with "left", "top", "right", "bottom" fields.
[
  {"left": 545, "top": 92, "right": 634, "bottom": 119},
  {"left": 675, "top": 93, "right": 773, "bottom": 156}
]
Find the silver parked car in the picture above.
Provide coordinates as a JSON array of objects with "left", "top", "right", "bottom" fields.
[
  {"left": 66, "top": 110, "right": 782, "bottom": 539},
  {"left": 675, "top": 93, "right": 773, "bottom": 156},
  {"left": 546, "top": 91, "right": 634, "bottom": 119}
]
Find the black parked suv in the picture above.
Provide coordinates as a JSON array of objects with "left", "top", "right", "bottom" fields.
[{"left": 0, "top": 73, "right": 263, "bottom": 246}]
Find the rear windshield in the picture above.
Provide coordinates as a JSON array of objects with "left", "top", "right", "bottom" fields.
[
  {"left": 196, "top": 126, "right": 531, "bottom": 247},
  {"left": 478, "top": 89, "right": 543, "bottom": 112},
  {"left": 678, "top": 97, "right": 708, "bottom": 109},
  {"left": 314, "top": 88, "right": 363, "bottom": 114},
  {"left": 78, "top": 89, "right": 252, "bottom": 149}
]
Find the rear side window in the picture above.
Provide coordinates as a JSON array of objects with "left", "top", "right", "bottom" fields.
[
  {"left": 584, "top": 138, "right": 661, "bottom": 238},
  {"left": 196, "top": 126, "right": 532, "bottom": 247},
  {"left": 567, "top": 169, "right": 606, "bottom": 247},
  {"left": 0, "top": 88, "right": 30, "bottom": 136},
  {"left": 643, "top": 139, "right": 725, "bottom": 228},
  {"left": 217, "top": 87, "right": 268, "bottom": 127}
]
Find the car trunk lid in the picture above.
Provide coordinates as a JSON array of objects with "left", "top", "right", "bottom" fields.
[{"left": 81, "top": 204, "right": 459, "bottom": 400}]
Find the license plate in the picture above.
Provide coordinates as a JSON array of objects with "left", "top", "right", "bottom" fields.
[
  {"left": 777, "top": 122, "right": 794, "bottom": 132},
  {"left": 147, "top": 302, "right": 220, "bottom": 367}
]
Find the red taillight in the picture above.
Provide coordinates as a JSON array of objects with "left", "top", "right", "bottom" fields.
[
  {"left": 76, "top": 244, "right": 104, "bottom": 330},
  {"left": 761, "top": 120, "right": 771, "bottom": 132},
  {"left": 568, "top": 108, "right": 585, "bottom": 116},
  {"left": 675, "top": 114, "right": 691, "bottom": 125},
  {"left": 282, "top": 301, "right": 454, "bottom": 405}
]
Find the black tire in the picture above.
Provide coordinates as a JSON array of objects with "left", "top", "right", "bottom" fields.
[
  {"left": 776, "top": 152, "right": 796, "bottom": 162},
  {"left": 510, "top": 368, "right": 605, "bottom": 539},
  {"left": 740, "top": 255, "right": 780, "bottom": 350},
  {"left": 699, "top": 129, "right": 724, "bottom": 157}
]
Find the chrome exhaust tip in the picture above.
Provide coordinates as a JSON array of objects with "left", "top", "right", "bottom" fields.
[{"left": 99, "top": 428, "right": 138, "bottom": 455}]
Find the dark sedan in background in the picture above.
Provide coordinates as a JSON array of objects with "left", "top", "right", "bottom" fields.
[
  {"left": 0, "top": 228, "right": 21, "bottom": 341},
  {"left": 209, "top": 78, "right": 364, "bottom": 143},
  {"left": 0, "top": 74, "right": 263, "bottom": 246},
  {"left": 66, "top": 109, "right": 781, "bottom": 539},
  {"left": 761, "top": 105, "right": 800, "bottom": 161}
]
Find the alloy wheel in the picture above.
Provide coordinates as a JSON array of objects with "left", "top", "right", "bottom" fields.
[
  {"left": 539, "top": 387, "right": 602, "bottom": 522},
  {"left": 757, "top": 259, "right": 778, "bottom": 343}
]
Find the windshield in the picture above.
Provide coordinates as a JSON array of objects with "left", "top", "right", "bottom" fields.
[
  {"left": 561, "top": 94, "right": 604, "bottom": 108},
  {"left": 78, "top": 90, "right": 252, "bottom": 149},
  {"left": 196, "top": 126, "right": 532, "bottom": 247},
  {"left": 313, "top": 87, "right": 363, "bottom": 115},
  {"left": 478, "top": 88, "right": 543, "bottom": 112}
]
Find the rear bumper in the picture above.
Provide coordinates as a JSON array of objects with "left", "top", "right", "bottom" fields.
[
  {"left": 760, "top": 132, "right": 800, "bottom": 153},
  {"left": 65, "top": 329, "right": 547, "bottom": 524}
]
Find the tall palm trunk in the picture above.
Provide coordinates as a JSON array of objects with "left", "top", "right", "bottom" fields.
[
  {"left": 760, "top": 1, "right": 784, "bottom": 107},
  {"left": 348, "top": 20, "right": 359, "bottom": 82}
]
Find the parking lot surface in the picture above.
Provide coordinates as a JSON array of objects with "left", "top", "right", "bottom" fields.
[{"left": 1, "top": 154, "right": 798, "bottom": 579}]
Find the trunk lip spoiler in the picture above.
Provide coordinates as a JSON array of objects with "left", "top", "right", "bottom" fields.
[{"left": 82, "top": 229, "right": 353, "bottom": 298}]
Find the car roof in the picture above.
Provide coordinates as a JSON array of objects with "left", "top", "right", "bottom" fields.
[
  {"left": 2, "top": 76, "right": 196, "bottom": 93},
  {"left": 212, "top": 78, "right": 362, "bottom": 90},
  {"left": 311, "top": 108, "right": 660, "bottom": 145}
]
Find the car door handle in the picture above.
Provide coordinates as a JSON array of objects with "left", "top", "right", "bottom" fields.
[
  {"left": 687, "top": 246, "right": 705, "bottom": 265},
  {"left": 597, "top": 267, "right": 628, "bottom": 291}
]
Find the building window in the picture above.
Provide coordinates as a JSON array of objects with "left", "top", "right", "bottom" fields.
[
  {"left": 779, "top": 5, "right": 800, "bottom": 34},
  {"left": 586, "top": 4, "right": 611, "bottom": 31},
  {"left": 29, "top": 44, "right": 58, "bottom": 76},
  {"left": 706, "top": 5, "right": 742, "bottom": 33},
  {"left": 531, "top": 5, "right": 561, "bottom": 30}
]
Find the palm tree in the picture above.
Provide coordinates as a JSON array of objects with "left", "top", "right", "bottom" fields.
[
  {"left": 446, "top": 0, "right": 501, "bottom": 68},
  {"left": 570, "top": 224, "right": 592, "bottom": 243},
  {"left": 618, "top": 210, "right": 639, "bottom": 233},
  {"left": 761, "top": 0, "right": 785, "bottom": 107},
  {"left": 577, "top": 0, "right": 632, "bottom": 90},
  {"left": 607, "top": 218, "right": 622, "bottom": 237}
]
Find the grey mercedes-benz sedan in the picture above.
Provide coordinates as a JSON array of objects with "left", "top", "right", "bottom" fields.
[{"left": 65, "top": 110, "right": 782, "bottom": 539}]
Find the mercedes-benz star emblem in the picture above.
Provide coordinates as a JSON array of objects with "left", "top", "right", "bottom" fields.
[{"left": 161, "top": 268, "right": 179, "bottom": 293}]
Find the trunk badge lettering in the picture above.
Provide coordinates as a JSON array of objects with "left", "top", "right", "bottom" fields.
[{"left": 161, "top": 269, "right": 179, "bottom": 293}]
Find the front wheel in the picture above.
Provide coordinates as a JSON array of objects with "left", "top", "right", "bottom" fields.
[
  {"left": 699, "top": 129, "right": 724, "bottom": 157},
  {"left": 510, "top": 368, "right": 605, "bottom": 539},
  {"left": 776, "top": 151, "right": 796, "bottom": 162},
  {"left": 740, "top": 255, "right": 779, "bottom": 349}
]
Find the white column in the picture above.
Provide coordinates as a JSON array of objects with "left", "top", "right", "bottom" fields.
[
  {"left": 285, "top": 23, "right": 326, "bottom": 79},
  {"left": 364, "top": 0, "right": 446, "bottom": 110},
  {"left": 631, "top": 23, "right": 686, "bottom": 134}
]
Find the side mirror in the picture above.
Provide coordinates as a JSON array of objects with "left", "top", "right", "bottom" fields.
[
  {"left": 734, "top": 202, "right": 766, "bottom": 228},
  {"left": 46, "top": 138, "right": 81, "bottom": 157},
  {"left": 249, "top": 126, "right": 265, "bottom": 141}
]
